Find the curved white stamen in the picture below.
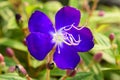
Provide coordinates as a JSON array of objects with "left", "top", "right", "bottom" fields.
[
  {"left": 69, "top": 34, "right": 81, "bottom": 45},
  {"left": 52, "top": 24, "right": 82, "bottom": 54},
  {"left": 61, "top": 24, "right": 84, "bottom": 31},
  {"left": 63, "top": 40, "right": 72, "bottom": 46},
  {"left": 63, "top": 31, "right": 81, "bottom": 45}
]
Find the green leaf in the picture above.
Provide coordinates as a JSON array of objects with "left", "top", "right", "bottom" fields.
[
  {"left": 0, "top": 38, "right": 27, "bottom": 52},
  {"left": 80, "top": 53, "right": 104, "bottom": 80},
  {"left": 25, "top": 3, "right": 43, "bottom": 16},
  {"left": 44, "top": 1, "right": 62, "bottom": 12},
  {"left": 69, "top": 0, "right": 79, "bottom": 8},
  {"left": 0, "top": 7, "right": 18, "bottom": 30},
  {"left": 102, "top": 67, "right": 120, "bottom": 71},
  {"left": 80, "top": 12, "right": 89, "bottom": 26},
  {"left": 4, "top": 57, "right": 16, "bottom": 66},
  {"left": 93, "top": 33, "right": 115, "bottom": 64},
  {"left": 0, "top": 1, "right": 10, "bottom": 8},
  {"left": 66, "top": 72, "right": 94, "bottom": 80},
  {"left": 50, "top": 68, "right": 66, "bottom": 76},
  {"left": 0, "top": 73, "right": 26, "bottom": 80},
  {"left": 43, "top": 1, "right": 62, "bottom": 22},
  {"left": 31, "top": 59, "right": 45, "bottom": 68},
  {"left": 90, "top": 12, "right": 120, "bottom": 24}
]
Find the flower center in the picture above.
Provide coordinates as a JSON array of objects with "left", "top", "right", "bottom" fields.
[
  {"left": 51, "top": 24, "right": 82, "bottom": 54},
  {"left": 52, "top": 25, "right": 81, "bottom": 46},
  {"left": 52, "top": 32, "right": 64, "bottom": 44}
]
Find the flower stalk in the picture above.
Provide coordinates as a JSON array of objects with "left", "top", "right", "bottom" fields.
[
  {"left": 46, "top": 45, "right": 56, "bottom": 80},
  {"left": 46, "top": 69, "right": 50, "bottom": 80},
  {"left": 109, "top": 33, "right": 119, "bottom": 65},
  {"left": 26, "top": 74, "right": 32, "bottom": 80},
  {"left": 12, "top": 55, "right": 20, "bottom": 64},
  {"left": 61, "top": 75, "right": 68, "bottom": 80},
  {"left": 111, "top": 44, "right": 118, "bottom": 65},
  {"left": 79, "top": 58, "right": 86, "bottom": 71},
  {"left": 83, "top": 0, "right": 99, "bottom": 20},
  {"left": 87, "top": 52, "right": 102, "bottom": 70},
  {"left": 90, "top": 0, "right": 99, "bottom": 16}
]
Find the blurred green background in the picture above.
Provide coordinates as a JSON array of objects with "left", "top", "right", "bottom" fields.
[{"left": 0, "top": 0, "right": 120, "bottom": 80}]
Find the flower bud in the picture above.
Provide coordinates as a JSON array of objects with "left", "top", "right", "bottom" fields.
[
  {"left": 98, "top": 10, "right": 105, "bottom": 16},
  {"left": 16, "top": 65, "right": 27, "bottom": 75},
  {"left": 46, "top": 62, "right": 54, "bottom": 70},
  {"left": 109, "top": 33, "right": 115, "bottom": 42},
  {"left": 8, "top": 66, "right": 16, "bottom": 73},
  {"left": 93, "top": 52, "right": 103, "bottom": 62},
  {"left": 66, "top": 69, "right": 76, "bottom": 77},
  {"left": 6, "top": 47, "right": 14, "bottom": 57},
  {"left": 0, "top": 53, "right": 4, "bottom": 63}
]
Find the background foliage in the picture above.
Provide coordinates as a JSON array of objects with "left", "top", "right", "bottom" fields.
[{"left": 0, "top": 0, "right": 120, "bottom": 80}]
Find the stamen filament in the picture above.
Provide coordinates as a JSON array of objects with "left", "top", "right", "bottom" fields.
[
  {"left": 58, "top": 45, "right": 60, "bottom": 54},
  {"left": 52, "top": 24, "right": 82, "bottom": 54}
]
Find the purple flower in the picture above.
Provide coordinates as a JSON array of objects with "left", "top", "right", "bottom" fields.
[{"left": 26, "top": 6, "right": 94, "bottom": 70}]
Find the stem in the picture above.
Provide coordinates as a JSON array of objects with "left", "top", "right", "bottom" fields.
[
  {"left": 83, "top": 0, "right": 99, "bottom": 17},
  {"left": 22, "top": 28, "right": 29, "bottom": 36},
  {"left": 46, "top": 45, "right": 56, "bottom": 80},
  {"left": 111, "top": 43, "right": 118, "bottom": 65},
  {"left": 27, "top": 53, "right": 31, "bottom": 67},
  {"left": 46, "top": 69, "right": 50, "bottom": 80},
  {"left": 34, "top": 62, "right": 46, "bottom": 77},
  {"left": 12, "top": 55, "right": 20, "bottom": 64},
  {"left": 26, "top": 74, "right": 32, "bottom": 80},
  {"left": 90, "top": 0, "right": 99, "bottom": 16},
  {"left": 79, "top": 63, "right": 86, "bottom": 71},
  {"left": 113, "top": 49, "right": 117, "bottom": 65},
  {"left": 87, "top": 60, "right": 94, "bottom": 70},
  {"left": 0, "top": 67, "right": 1, "bottom": 74},
  {"left": 46, "top": 54, "right": 50, "bottom": 80},
  {"left": 61, "top": 75, "right": 68, "bottom": 80},
  {"left": 47, "top": 45, "right": 56, "bottom": 63},
  {"left": 83, "top": 0, "right": 91, "bottom": 14},
  {"left": 79, "top": 58, "right": 86, "bottom": 71}
]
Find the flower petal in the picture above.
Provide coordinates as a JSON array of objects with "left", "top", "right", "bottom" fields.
[
  {"left": 66, "top": 27, "right": 94, "bottom": 52},
  {"left": 78, "top": 27, "right": 93, "bottom": 40},
  {"left": 53, "top": 44, "right": 80, "bottom": 70},
  {"left": 77, "top": 40, "right": 94, "bottom": 52},
  {"left": 28, "top": 10, "right": 54, "bottom": 34},
  {"left": 26, "top": 32, "right": 54, "bottom": 60},
  {"left": 55, "top": 6, "right": 80, "bottom": 30},
  {"left": 77, "top": 27, "right": 94, "bottom": 52}
]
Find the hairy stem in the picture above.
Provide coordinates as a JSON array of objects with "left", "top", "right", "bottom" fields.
[
  {"left": 90, "top": 0, "right": 99, "bottom": 16},
  {"left": 61, "top": 75, "right": 68, "bottom": 80},
  {"left": 12, "top": 55, "right": 20, "bottom": 64},
  {"left": 46, "top": 45, "right": 56, "bottom": 80},
  {"left": 46, "top": 69, "right": 50, "bottom": 80}
]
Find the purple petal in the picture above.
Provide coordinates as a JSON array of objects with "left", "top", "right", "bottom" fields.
[
  {"left": 78, "top": 27, "right": 93, "bottom": 40},
  {"left": 77, "top": 27, "right": 94, "bottom": 52},
  {"left": 77, "top": 40, "right": 94, "bottom": 52},
  {"left": 66, "top": 27, "right": 94, "bottom": 52},
  {"left": 53, "top": 44, "right": 80, "bottom": 70},
  {"left": 28, "top": 11, "right": 54, "bottom": 34},
  {"left": 55, "top": 6, "right": 80, "bottom": 30},
  {"left": 26, "top": 32, "right": 54, "bottom": 60}
]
